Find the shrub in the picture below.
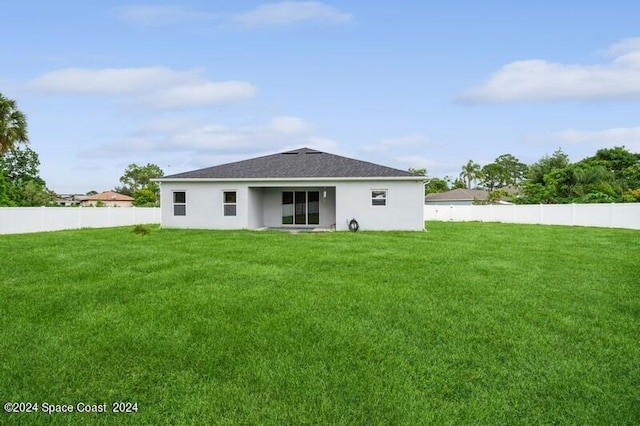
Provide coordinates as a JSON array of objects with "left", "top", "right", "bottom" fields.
[{"left": 132, "top": 224, "right": 151, "bottom": 236}]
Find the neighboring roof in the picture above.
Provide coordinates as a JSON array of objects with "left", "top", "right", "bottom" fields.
[
  {"left": 159, "top": 147, "right": 418, "bottom": 180},
  {"left": 83, "top": 191, "right": 134, "bottom": 201},
  {"left": 424, "top": 188, "right": 489, "bottom": 202}
]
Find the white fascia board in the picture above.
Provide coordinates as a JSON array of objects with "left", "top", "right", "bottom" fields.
[{"left": 153, "top": 176, "right": 425, "bottom": 183}]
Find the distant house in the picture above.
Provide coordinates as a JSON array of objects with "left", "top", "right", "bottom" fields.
[
  {"left": 80, "top": 191, "right": 134, "bottom": 207},
  {"left": 424, "top": 188, "right": 490, "bottom": 205},
  {"left": 55, "top": 194, "right": 84, "bottom": 206},
  {"left": 154, "top": 147, "right": 425, "bottom": 231},
  {"left": 425, "top": 187, "right": 517, "bottom": 205}
]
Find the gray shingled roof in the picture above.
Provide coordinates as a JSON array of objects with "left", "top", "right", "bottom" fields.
[
  {"left": 424, "top": 188, "right": 489, "bottom": 201},
  {"left": 162, "top": 147, "right": 416, "bottom": 179}
]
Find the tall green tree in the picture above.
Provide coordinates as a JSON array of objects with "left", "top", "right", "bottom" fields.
[
  {"left": 527, "top": 149, "right": 570, "bottom": 185},
  {"left": 459, "top": 160, "right": 482, "bottom": 189},
  {"left": 0, "top": 93, "right": 29, "bottom": 154},
  {"left": 480, "top": 163, "right": 505, "bottom": 191},
  {"left": 116, "top": 163, "right": 164, "bottom": 206},
  {"left": 494, "top": 154, "right": 528, "bottom": 185},
  {"left": 519, "top": 149, "right": 571, "bottom": 203},
  {"left": 0, "top": 146, "right": 54, "bottom": 206},
  {"left": 425, "top": 177, "right": 450, "bottom": 194},
  {"left": 0, "top": 172, "right": 10, "bottom": 206},
  {"left": 584, "top": 146, "right": 640, "bottom": 176}
]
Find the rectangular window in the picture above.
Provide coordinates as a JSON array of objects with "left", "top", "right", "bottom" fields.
[
  {"left": 282, "top": 192, "right": 294, "bottom": 224},
  {"left": 223, "top": 191, "right": 237, "bottom": 216},
  {"left": 308, "top": 191, "right": 320, "bottom": 225},
  {"left": 173, "top": 191, "right": 186, "bottom": 216},
  {"left": 371, "top": 190, "right": 387, "bottom": 206},
  {"left": 295, "top": 191, "right": 307, "bottom": 224}
]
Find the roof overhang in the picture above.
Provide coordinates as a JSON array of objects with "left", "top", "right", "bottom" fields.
[{"left": 153, "top": 176, "right": 426, "bottom": 183}]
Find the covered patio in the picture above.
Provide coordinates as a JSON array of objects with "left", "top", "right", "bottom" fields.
[{"left": 247, "top": 186, "right": 337, "bottom": 230}]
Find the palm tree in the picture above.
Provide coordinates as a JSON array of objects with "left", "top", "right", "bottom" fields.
[
  {"left": 460, "top": 160, "right": 482, "bottom": 189},
  {"left": 0, "top": 93, "right": 29, "bottom": 154}
]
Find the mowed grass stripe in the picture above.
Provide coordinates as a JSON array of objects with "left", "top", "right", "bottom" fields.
[{"left": 0, "top": 222, "right": 638, "bottom": 425}]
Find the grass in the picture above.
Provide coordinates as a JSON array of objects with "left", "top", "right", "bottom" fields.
[{"left": 0, "top": 222, "right": 638, "bottom": 425}]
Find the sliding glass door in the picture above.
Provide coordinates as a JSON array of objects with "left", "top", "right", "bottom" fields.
[{"left": 282, "top": 191, "right": 319, "bottom": 225}]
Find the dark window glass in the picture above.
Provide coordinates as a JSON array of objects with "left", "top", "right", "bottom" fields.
[
  {"left": 174, "top": 191, "right": 186, "bottom": 203},
  {"left": 224, "top": 205, "right": 237, "bottom": 216},
  {"left": 372, "top": 190, "right": 387, "bottom": 206},
  {"left": 282, "top": 192, "right": 293, "bottom": 224},
  {"left": 224, "top": 191, "right": 236, "bottom": 204},
  {"left": 295, "top": 191, "right": 307, "bottom": 224},
  {"left": 308, "top": 191, "right": 320, "bottom": 225},
  {"left": 174, "top": 205, "right": 186, "bottom": 216}
]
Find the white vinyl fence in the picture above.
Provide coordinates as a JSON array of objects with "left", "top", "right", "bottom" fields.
[
  {"left": 0, "top": 207, "right": 161, "bottom": 235},
  {"left": 425, "top": 203, "right": 640, "bottom": 230}
]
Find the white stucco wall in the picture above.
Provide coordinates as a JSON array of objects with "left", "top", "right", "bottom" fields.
[
  {"left": 334, "top": 180, "right": 425, "bottom": 231},
  {"left": 247, "top": 187, "right": 264, "bottom": 228},
  {"left": 159, "top": 179, "right": 424, "bottom": 231},
  {"left": 160, "top": 182, "right": 250, "bottom": 229}
]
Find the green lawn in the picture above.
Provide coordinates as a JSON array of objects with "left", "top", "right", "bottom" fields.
[{"left": 0, "top": 222, "right": 638, "bottom": 425}]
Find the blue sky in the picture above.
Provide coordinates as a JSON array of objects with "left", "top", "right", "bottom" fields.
[{"left": 2, "top": 1, "right": 640, "bottom": 193}]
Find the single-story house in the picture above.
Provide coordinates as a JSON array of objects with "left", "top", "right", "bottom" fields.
[
  {"left": 80, "top": 191, "right": 134, "bottom": 207},
  {"left": 424, "top": 188, "right": 490, "bottom": 205},
  {"left": 154, "top": 147, "right": 425, "bottom": 231},
  {"left": 55, "top": 193, "right": 84, "bottom": 206},
  {"left": 424, "top": 187, "right": 517, "bottom": 205}
]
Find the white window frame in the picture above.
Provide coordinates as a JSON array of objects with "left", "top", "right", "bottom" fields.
[
  {"left": 173, "top": 191, "right": 186, "bottom": 216},
  {"left": 371, "top": 189, "right": 387, "bottom": 206},
  {"left": 223, "top": 190, "right": 237, "bottom": 217}
]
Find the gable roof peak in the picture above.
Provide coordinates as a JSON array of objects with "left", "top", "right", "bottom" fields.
[{"left": 282, "top": 147, "right": 322, "bottom": 155}]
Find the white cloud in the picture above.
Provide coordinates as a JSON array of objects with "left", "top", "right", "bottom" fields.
[
  {"left": 462, "top": 38, "right": 640, "bottom": 103},
  {"left": 92, "top": 115, "right": 334, "bottom": 158},
  {"left": 28, "top": 67, "right": 256, "bottom": 109},
  {"left": 549, "top": 127, "right": 640, "bottom": 151},
  {"left": 113, "top": 5, "right": 217, "bottom": 27},
  {"left": 358, "top": 133, "right": 437, "bottom": 173},
  {"left": 364, "top": 133, "right": 430, "bottom": 152},
  {"left": 139, "top": 81, "right": 256, "bottom": 109},
  {"left": 305, "top": 137, "right": 339, "bottom": 152},
  {"left": 269, "top": 116, "right": 313, "bottom": 134},
  {"left": 29, "top": 67, "right": 199, "bottom": 95},
  {"left": 234, "top": 1, "right": 352, "bottom": 28},
  {"left": 170, "top": 124, "right": 257, "bottom": 150},
  {"left": 113, "top": 2, "right": 352, "bottom": 30},
  {"left": 395, "top": 155, "right": 441, "bottom": 168}
]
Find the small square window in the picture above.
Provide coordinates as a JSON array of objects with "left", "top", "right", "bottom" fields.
[
  {"left": 173, "top": 191, "right": 186, "bottom": 204},
  {"left": 174, "top": 205, "right": 186, "bottom": 216},
  {"left": 371, "top": 190, "right": 387, "bottom": 206},
  {"left": 224, "top": 191, "right": 236, "bottom": 204}
]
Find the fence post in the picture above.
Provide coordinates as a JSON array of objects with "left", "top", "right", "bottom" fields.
[
  {"left": 571, "top": 203, "right": 576, "bottom": 226},
  {"left": 41, "top": 206, "right": 46, "bottom": 232},
  {"left": 78, "top": 206, "right": 82, "bottom": 229},
  {"left": 610, "top": 203, "right": 615, "bottom": 228},
  {"left": 539, "top": 204, "right": 544, "bottom": 225}
]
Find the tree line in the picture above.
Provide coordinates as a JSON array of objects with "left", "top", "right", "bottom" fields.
[
  {"left": 3, "top": 92, "right": 639, "bottom": 206},
  {"left": 0, "top": 92, "right": 164, "bottom": 207},
  {"left": 0, "top": 93, "right": 55, "bottom": 206},
  {"left": 421, "top": 147, "right": 640, "bottom": 203}
]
